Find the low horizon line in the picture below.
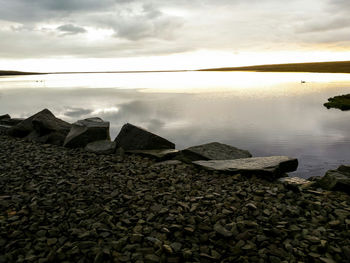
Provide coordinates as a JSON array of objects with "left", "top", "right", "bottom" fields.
[{"left": 1, "top": 60, "right": 350, "bottom": 75}]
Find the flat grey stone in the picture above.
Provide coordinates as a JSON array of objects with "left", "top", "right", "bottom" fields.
[
  {"left": 85, "top": 140, "right": 116, "bottom": 155},
  {"left": 279, "top": 177, "right": 313, "bottom": 191},
  {"left": 176, "top": 142, "right": 252, "bottom": 163},
  {"left": 127, "top": 149, "right": 179, "bottom": 160},
  {"left": 114, "top": 123, "right": 175, "bottom": 150},
  {"left": 193, "top": 156, "right": 298, "bottom": 178}
]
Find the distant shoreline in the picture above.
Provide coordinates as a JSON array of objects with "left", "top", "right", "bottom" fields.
[
  {"left": 1, "top": 61, "right": 350, "bottom": 76},
  {"left": 199, "top": 61, "right": 350, "bottom": 74}
]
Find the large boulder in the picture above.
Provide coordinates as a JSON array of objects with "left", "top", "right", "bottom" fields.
[
  {"left": 85, "top": 140, "right": 117, "bottom": 155},
  {"left": 316, "top": 165, "right": 350, "bottom": 194},
  {"left": 114, "top": 123, "right": 175, "bottom": 150},
  {"left": 7, "top": 109, "right": 71, "bottom": 145},
  {"left": 175, "top": 142, "right": 252, "bottom": 163},
  {"left": 64, "top": 117, "right": 110, "bottom": 148},
  {"left": 193, "top": 156, "right": 298, "bottom": 179}
]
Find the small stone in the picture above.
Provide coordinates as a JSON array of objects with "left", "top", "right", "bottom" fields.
[
  {"left": 245, "top": 202, "right": 257, "bottom": 210},
  {"left": 163, "top": 244, "right": 173, "bottom": 254},
  {"left": 214, "top": 223, "right": 232, "bottom": 237},
  {"left": 144, "top": 254, "right": 160, "bottom": 263},
  {"left": 170, "top": 242, "right": 182, "bottom": 252},
  {"left": 47, "top": 238, "right": 57, "bottom": 246}
]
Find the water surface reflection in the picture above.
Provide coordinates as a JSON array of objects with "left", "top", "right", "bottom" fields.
[{"left": 0, "top": 72, "right": 349, "bottom": 178}]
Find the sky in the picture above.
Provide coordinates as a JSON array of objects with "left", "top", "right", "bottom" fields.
[{"left": 0, "top": 0, "right": 349, "bottom": 72}]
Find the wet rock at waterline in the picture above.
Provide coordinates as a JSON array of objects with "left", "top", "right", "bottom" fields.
[
  {"left": 64, "top": 117, "right": 110, "bottom": 148},
  {"left": 115, "top": 123, "right": 175, "bottom": 150},
  {"left": 175, "top": 142, "right": 252, "bottom": 163},
  {"left": 85, "top": 140, "right": 117, "bottom": 155},
  {"left": 317, "top": 165, "right": 350, "bottom": 194},
  {"left": 193, "top": 156, "right": 298, "bottom": 178},
  {"left": 7, "top": 109, "right": 71, "bottom": 145}
]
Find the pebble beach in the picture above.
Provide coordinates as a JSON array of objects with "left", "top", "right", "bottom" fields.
[{"left": 1, "top": 134, "right": 350, "bottom": 263}]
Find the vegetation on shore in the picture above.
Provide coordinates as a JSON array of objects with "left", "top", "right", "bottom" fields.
[
  {"left": 324, "top": 94, "right": 350, "bottom": 111},
  {"left": 2, "top": 61, "right": 350, "bottom": 76},
  {"left": 0, "top": 70, "right": 42, "bottom": 76},
  {"left": 200, "top": 61, "right": 350, "bottom": 74}
]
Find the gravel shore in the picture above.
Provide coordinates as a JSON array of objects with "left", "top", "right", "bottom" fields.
[{"left": 1, "top": 134, "right": 349, "bottom": 263}]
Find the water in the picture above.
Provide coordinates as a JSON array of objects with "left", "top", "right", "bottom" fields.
[{"left": 0, "top": 71, "right": 349, "bottom": 178}]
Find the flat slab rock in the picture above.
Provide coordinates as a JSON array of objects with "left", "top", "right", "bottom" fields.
[
  {"left": 177, "top": 142, "right": 252, "bottom": 162},
  {"left": 193, "top": 156, "right": 298, "bottom": 178}
]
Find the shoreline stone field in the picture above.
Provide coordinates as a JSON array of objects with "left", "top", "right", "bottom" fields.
[{"left": 1, "top": 109, "right": 350, "bottom": 262}]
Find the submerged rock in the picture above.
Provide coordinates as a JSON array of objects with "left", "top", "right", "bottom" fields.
[
  {"left": 175, "top": 142, "right": 252, "bottom": 162},
  {"left": 7, "top": 109, "right": 71, "bottom": 145},
  {"left": 193, "top": 156, "right": 298, "bottom": 178},
  {"left": 114, "top": 123, "right": 175, "bottom": 150},
  {"left": 85, "top": 140, "right": 117, "bottom": 154},
  {"left": 64, "top": 117, "right": 110, "bottom": 148},
  {"left": 317, "top": 165, "right": 350, "bottom": 194}
]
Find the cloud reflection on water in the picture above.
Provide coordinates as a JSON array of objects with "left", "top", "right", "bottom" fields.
[{"left": 0, "top": 72, "right": 349, "bottom": 178}]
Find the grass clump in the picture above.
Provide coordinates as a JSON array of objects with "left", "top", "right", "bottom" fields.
[{"left": 324, "top": 94, "right": 350, "bottom": 111}]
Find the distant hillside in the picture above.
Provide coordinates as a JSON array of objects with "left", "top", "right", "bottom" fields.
[
  {"left": 200, "top": 61, "right": 350, "bottom": 73},
  {"left": 0, "top": 70, "right": 42, "bottom": 76}
]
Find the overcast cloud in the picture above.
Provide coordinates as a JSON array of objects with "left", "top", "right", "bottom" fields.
[{"left": 0, "top": 0, "right": 349, "bottom": 60}]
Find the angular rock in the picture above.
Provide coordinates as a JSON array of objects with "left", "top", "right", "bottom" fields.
[
  {"left": 64, "top": 117, "right": 110, "bottom": 148},
  {"left": 114, "top": 123, "right": 175, "bottom": 150},
  {"left": 176, "top": 142, "right": 252, "bottom": 163},
  {"left": 0, "top": 114, "right": 10, "bottom": 120},
  {"left": 126, "top": 149, "right": 179, "bottom": 160},
  {"left": 7, "top": 109, "right": 71, "bottom": 145},
  {"left": 85, "top": 140, "right": 116, "bottom": 155},
  {"left": 193, "top": 156, "right": 298, "bottom": 178},
  {"left": 317, "top": 165, "right": 350, "bottom": 194}
]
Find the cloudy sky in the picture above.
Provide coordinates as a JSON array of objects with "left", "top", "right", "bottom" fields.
[{"left": 0, "top": 0, "right": 349, "bottom": 71}]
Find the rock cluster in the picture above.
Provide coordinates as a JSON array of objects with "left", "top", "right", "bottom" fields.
[
  {"left": 7, "top": 109, "right": 71, "bottom": 145},
  {"left": 0, "top": 134, "right": 349, "bottom": 262}
]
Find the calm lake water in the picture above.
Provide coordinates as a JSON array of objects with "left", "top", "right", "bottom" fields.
[{"left": 0, "top": 71, "right": 349, "bottom": 178}]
